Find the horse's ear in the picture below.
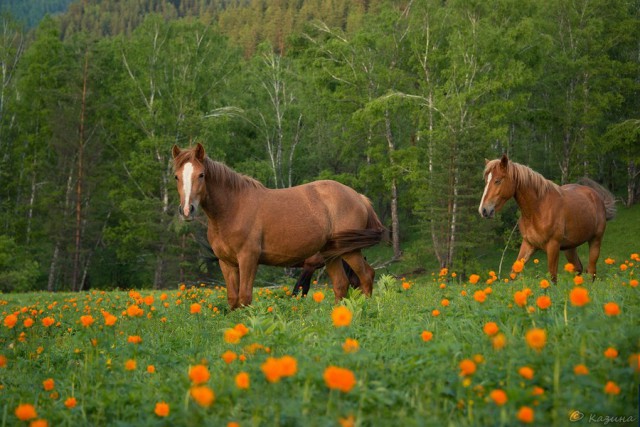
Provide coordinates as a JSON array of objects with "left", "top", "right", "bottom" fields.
[
  {"left": 484, "top": 158, "right": 490, "bottom": 165},
  {"left": 195, "top": 143, "right": 205, "bottom": 161},
  {"left": 500, "top": 154, "right": 509, "bottom": 169},
  {"left": 171, "top": 145, "right": 181, "bottom": 159}
]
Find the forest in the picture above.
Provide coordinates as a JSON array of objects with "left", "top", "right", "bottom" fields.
[{"left": 0, "top": 0, "right": 638, "bottom": 292}]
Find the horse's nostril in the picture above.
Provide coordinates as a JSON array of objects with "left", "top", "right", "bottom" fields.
[
  {"left": 189, "top": 204, "right": 195, "bottom": 214},
  {"left": 179, "top": 205, "right": 183, "bottom": 215}
]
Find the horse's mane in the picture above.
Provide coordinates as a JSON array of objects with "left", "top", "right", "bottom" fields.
[
  {"left": 173, "top": 148, "right": 265, "bottom": 191},
  {"left": 485, "top": 159, "right": 560, "bottom": 199}
]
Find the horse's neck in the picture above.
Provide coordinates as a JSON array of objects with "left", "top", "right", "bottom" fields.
[{"left": 513, "top": 183, "right": 544, "bottom": 219}]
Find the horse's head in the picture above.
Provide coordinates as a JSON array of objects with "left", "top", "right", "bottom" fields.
[
  {"left": 478, "top": 154, "right": 515, "bottom": 218},
  {"left": 172, "top": 143, "right": 207, "bottom": 221}
]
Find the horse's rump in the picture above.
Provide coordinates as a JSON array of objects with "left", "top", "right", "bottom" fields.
[{"left": 576, "top": 177, "right": 616, "bottom": 221}]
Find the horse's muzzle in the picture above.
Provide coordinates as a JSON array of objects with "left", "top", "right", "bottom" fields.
[
  {"left": 480, "top": 206, "right": 495, "bottom": 218},
  {"left": 179, "top": 204, "right": 195, "bottom": 221}
]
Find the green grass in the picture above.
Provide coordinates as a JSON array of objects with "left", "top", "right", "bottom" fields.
[{"left": 1, "top": 255, "right": 638, "bottom": 426}]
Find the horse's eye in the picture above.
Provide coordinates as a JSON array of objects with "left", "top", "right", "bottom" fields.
[
  {"left": 199, "top": 173, "right": 205, "bottom": 179},
  {"left": 495, "top": 179, "right": 502, "bottom": 185},
  {"left": 174, "top": 175, "right": 178, "bottom": 181}
]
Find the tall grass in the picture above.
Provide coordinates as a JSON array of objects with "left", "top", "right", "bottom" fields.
[{"left": 1, "top": 253, "right": 638, "bottom": 426}]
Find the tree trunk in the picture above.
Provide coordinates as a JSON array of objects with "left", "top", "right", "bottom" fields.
[
  {"left": 384, "top": 110, "right": 401, "bottom": 259},
  {"left": 72, "top": 51, "right": 89, "bottom": 292},
  {"left": 628, "top": 160, "right": 637, "bottom": 207}
]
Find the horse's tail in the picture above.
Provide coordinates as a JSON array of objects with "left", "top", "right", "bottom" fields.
[
  {"left": 578, "top": 177, "right": 617, "bottom": 221},
  {"left": 321, "top": 196, "right": 386, "bottom": 261}
]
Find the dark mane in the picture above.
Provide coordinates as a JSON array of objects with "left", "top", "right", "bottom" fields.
[{"left": 173, "top": 147, "right": 265, "bottom": 191}]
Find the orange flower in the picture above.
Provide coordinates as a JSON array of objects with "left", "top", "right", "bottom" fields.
[
  {"left": 189, "top": 364, "right": 210, "bottom": 384},
  {"left": 514, "top": 290, "right": 527, "bottom": 307},
  {"left": 525, "top": 328, "right": 547, "bottom": 351},
  {"left": 125, "top": 359, "right": 137, "bottom": 371},
  {"left": 517, "top": 406, "right": 534, "bottom": 424},
  {"left": 604, "top": 347, "right": 618, "bottom": 359},
  {"left": 260, "top": 356, "right": 297, "bottom": 383},
  {"left": 127, "top": 335, "right": 142, "bottom": 344},
  {"left": 603, "top": 302, "right": 620, "bottom": 316},
  {"left": 604, "top": 257, "right": 615, "bottom": 265},
  {"left": 483, "top": 322, "right": 499, "bottom": 336},
  {"left": 573, "top": 275, "right": 584, "bottom": 286},
  {"left": 630, "top": 279, "right": 639, "bottom": 288},
  {"left": 604, "top": 381, "right": 620, "bottom": 395},
  {"left": 235, "top": 372, "right": 250, "bottom": 389},
  {"left": 261, "top": 357, "right": 283, "bottom": 383},
  {"left": 323, "top": 366, "right": 356, "bottom": 392},
  {"left": 221, "top": 350, "right": 237, "bottom": 364},
  {"left": 331, "top": 306, "right": 353, "bottom": 327},
  {"left": 154, "top": 402, "right": 169, "bottom": 417},
  {"left": 29, "top": 419, "right": 48, "bottom": 427},
  {"left": 42, "top": 379, "right": 55, "bottom": 391},
  {"left": 64, "top": 397, "right": 77, "bottom": 409},
  {"left": 469, "top": 274, "right": 480, "bottom": 284},
  {"left": 402, "top": 281, "right": 411, "bottom": 290},
  {"left": 512, "top": 259, "right": 524, "bottom": 273},
  {"left": 23, "top": 318, "right": 34, "bottom": 328},
  {"left": 459, "top": 359, "right": 476, "bottom": 376},
  {"left": 190, "top": 303, "right": 202, "bottom": 314},
  {"left": 312, "top": 291, "right": 324, "bottom": 303},
  {"left": 629, "top": 354, "right": 640, "bottom": 373},
  {"left": 489, "top": 389, "right": 507, "bottom": 406},
  {"left": 233, "top": 323, "right": 249, "bottom": 337},
  {"left": 473, "top": 290, "right": 486, "bottom": 303},
  {"left": 4, "top": 314, "right": 18, "bottom": 329},
  {"left": 41, "top": 316, "right": 55, "bottom": 327},
  {"left": 439, "top": 268, "right": 448, "bottom": 277},
  {"left": 421, "top": 331, "right": 433, "bottom": 342},
  {"left": 224, "top": 328, "right": 242, "bottom": 344},
  {"left": 0, "top": 354, "right": 6, "bottom": 367},
  {"left": 431, "top": 309, "right": 440, "bottom": 317},
  {"left": 539, "top": 279, "right": 550, "bottom": 289},
  {"left": 531, "top": 386, "right": 544, "bottom": 396},
  {"left": 518, "top": 366, "right": 534, "bottom": 380},
  {"left": 569, "top": 287, "right": 590, "bottom": 306},
  {"left": 103, "top": 313, "right": 117, "bottom": 326},
  {"left": 126, "top": 304, "right": 144, "bottom": 317},
  {"left": 492, "top": 333, "right": 507, "bottom": 350},
  {"left": 342, "top": 338, "right": 360, "bottom": 353},
  {"left": 440, "top": 298, "right": 450, "bottom": 307},
  {"left": 80, "top": 315, "right": 94, "bottom": 328},
  {"left": 573, "top": 364, "right": 589, "bottom": 375},
  {"left": 147, "top": 365, "right": 156, "bottom": 374},
  {"left": 14, "top": 404, "right": 37, "bottom": 421},
  {"left": 620, "top": 263, "right": 628, "bottom": 271},
  {"left": 190, "top": 385, "right": 215, "bottom": 407},
  {"left": 536, "top": 295, "right": 551, "bottom": 310},
  {"left": 564, "top": 263, "right": 575, "bottom": 273},
  {"left": 338, "top": 415, "right": 355, "bottom": 427}
]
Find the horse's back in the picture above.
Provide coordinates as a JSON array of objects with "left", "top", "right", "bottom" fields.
[{"left": 558, "top": 183, "right": 608, "bottom": 243}]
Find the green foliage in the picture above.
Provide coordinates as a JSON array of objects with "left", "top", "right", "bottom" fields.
[{"left": 0, "top": 236, "right": 39, "bottom": 292}]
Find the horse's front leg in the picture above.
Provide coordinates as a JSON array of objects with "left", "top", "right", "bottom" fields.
[
  {"left": 545, "top": 241, "right": 561, "bottom": 283},
  {"left": 238, "top": 252, "right": 259, "bottom": 307},
  {"left": 514, "top": 240, "right": 536, "bottom": 275},
  {"left": 219, "top": 260, "right": 240, "bottom": 309}
]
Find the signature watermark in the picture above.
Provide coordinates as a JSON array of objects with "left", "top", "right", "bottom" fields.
[{"left": 569, "top": 410, "right": 637, "bottom": 425}]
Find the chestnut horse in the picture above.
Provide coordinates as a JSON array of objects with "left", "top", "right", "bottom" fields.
[
  {"left": 172, "top": 143, "right": 384, "bottom": 308},
  {"left": 479, "top": 154, "right": 615, "bottom": 282}
]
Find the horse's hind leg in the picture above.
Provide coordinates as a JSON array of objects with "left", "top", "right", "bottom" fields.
[
  {"left": 564, "top": 248, "right": 583, "bottom": 275},
  {"left": 326, "top": 258, "right": 349, "bottom": 302},
  {"left": 587, "top": 236, "right": 603, "bottom": 280},
  {"left": 341, "top": 251, "right": 375, "bottom": 297}
]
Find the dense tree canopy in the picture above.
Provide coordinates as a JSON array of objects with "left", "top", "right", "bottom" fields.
[{"left": 0, "top": 0, "right": 638, "bottom": 291}]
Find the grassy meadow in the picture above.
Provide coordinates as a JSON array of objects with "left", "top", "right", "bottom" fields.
[{"left": 1, "top": 250, "right": 639, "bottom": 426}]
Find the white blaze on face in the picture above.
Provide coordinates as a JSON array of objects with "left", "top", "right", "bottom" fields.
[
  {"left": 182, "top": 162, "right": 194, "bottom": 216},
  {"left": 478, "top": 172, "right": 492, "bottom": 215}
]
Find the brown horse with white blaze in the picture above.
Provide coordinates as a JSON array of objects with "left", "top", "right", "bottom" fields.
[
  {"left": 478, "top": 154, "right": 615, "bottom": 282},
  {"left": 172, "top": 143, "right": 384, "bottom": 309}
]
